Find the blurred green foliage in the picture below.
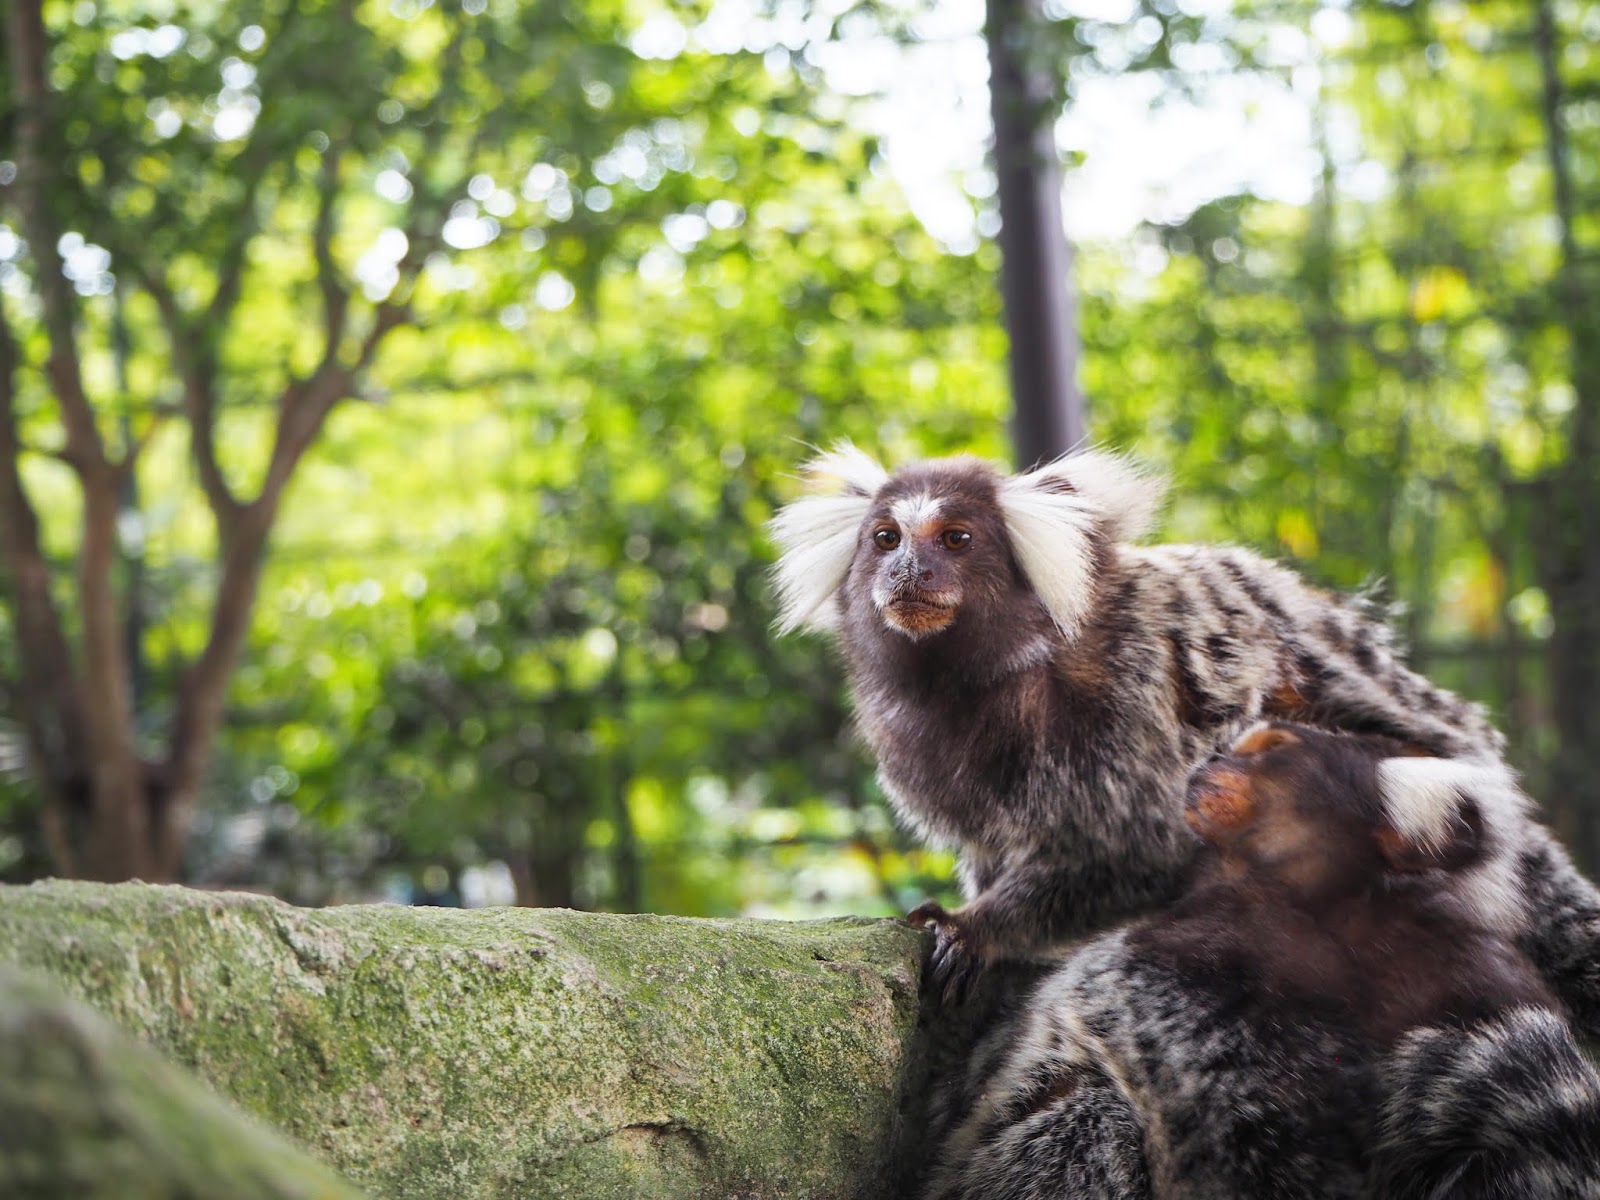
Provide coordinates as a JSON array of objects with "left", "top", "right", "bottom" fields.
[{"left": 1, "top": 0, "right": 1597, "bottom": 904}]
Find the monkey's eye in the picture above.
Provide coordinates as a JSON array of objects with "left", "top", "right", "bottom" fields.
[
  {"left": 940, "top": 529, "right": 972, "bottom": 552},
  {"left": 873, "top": 528, "right": 901, "bottom": 551}
]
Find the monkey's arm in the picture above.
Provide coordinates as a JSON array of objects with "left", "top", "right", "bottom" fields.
[
  {"left": 1514, "top": 828, "right": 1600, "bottom": 1041},
  {"left": 1369, "top": 1008, "right": 1600, "bottom": 1199},
  {"left": 911, "top": 840, "right": 1193, "bottom": 1002}
]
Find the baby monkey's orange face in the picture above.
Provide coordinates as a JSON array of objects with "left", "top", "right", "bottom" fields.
[
  {"left": 1184, "top": 723, "right": 1481, "bottom": 896},
  {"left": 1183, "top": 723, "right": 1300, "bottom": 839}
]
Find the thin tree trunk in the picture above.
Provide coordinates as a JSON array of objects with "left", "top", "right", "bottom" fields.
[
  {"left": 158, "top": 500, "right": 279, "bottom": 878},
  {"left": 514, "top": 840, "right": 579, "bottom": 909},
  {"left": 1529, "top": 0, "right": 1600, "bottom": 872},
  {"left": 0, "top": 303, "right": 86, "bottom": 876},
  {"left": 113, "top": 292, "right": 149, "bottom": 716},
  {"left": 77, "top": 469, "right": 151, "bottom": 880},
  {"left": 985, "top": 0, "right": 1085, "bottom": 469}
]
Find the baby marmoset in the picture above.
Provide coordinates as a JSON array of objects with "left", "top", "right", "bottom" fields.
[
  {"left": 771, "top": 447, "right": 1600, "bottom": 1024},
  {"left": 924, "top": 724, "right": 1600, "bottom": 1200}
]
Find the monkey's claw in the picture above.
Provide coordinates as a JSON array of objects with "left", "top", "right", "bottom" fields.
[
  {"left": 905, "top": 900, "right": 951, "bottom": 929},
  {"left": 906, "top": 901, "right": 987, "bottom": 1005}
]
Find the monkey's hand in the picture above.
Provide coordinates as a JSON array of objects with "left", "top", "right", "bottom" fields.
[{"left": 906, "top": 900, "right": 989, "bottom": 1006}]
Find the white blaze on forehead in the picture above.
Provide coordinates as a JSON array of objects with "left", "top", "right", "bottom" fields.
[
  {"left": 889, "top": 492, "right": 944, "bottom": 531},
  {"left": 1377, "top": 756, "right": 1499, "bottom": 849}
]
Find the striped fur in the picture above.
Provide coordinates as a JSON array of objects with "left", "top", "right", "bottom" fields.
[
  {"left": 926, "top": 730, "right": 1600, "bottom": 1200},
  {"left": 771, "top": 447, "right": 1600, "bottom": 1036},
  {"left": 1371, "top": 1009, "right": 1600, "bottom": 1198}
]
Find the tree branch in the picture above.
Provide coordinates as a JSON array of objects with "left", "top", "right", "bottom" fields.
[
  {"left": 117, "top": 409, "right": 174, "bottom": 475},
  {"left": 203, "top": 2, "right": 309, "bottom": 336},
  {"left": 160, "top": 291, "right": 411, "bottom": 875},
  {"left": 313, "top": 147, "right": 350, "bottom": 373},
  {"left": 264, "top": 298, "right": 410, "bottom": 500},
  {"left": 208, "top": 138, "right": 282, "bottom": 339},
  {"left": 4, "top": 0, "right": 106, "bottom": 473},
  {"left": 135, "top": 267, "right": 242, "bottom": 528}
]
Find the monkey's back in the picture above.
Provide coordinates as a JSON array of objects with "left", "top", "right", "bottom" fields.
[
  {"left": 1119, "top": 543, "right": 1503, "bottom": 761},
  {"left": 926, "top": 921, "right": 1378, "bottom": 1200},
  {"left": 928, "top": 871, "right": 1600, "bottom": 1200}
]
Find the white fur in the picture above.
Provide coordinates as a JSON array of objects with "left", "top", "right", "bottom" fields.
[
  {"left": 890, "top": 492, "right": 943, "bottom": 531},
  {"left": 1378, "top": 756, "right": 1502, "bottom": 851},
  {"left": 998, "top": 451, "right": 1165, "bottom": 636},
  {"left": 768, "top": 443, "right": 888, "bottom": 633},
  {"left": 801, "top": 442, "right": 889, "bottom": 498},
  {"left": 1017, "top": 449, "right": 1166, "bottom": 542},
  {"left": 1378, "top": 754, "right": 1531, "bottom": 934}
]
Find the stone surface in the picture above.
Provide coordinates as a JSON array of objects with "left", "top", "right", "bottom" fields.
[
  {"left": 0, "top": 965, "right": 369, "bottom": 1200},
  {"left": 0, "top": 881, "right": 934, "bottom": 1199}
]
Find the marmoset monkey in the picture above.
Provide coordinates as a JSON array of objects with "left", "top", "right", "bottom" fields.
[
  {"left": 770, "top": 447, "right": 1600, "bottom": 1024},
  {"left": 924, "top": 725, "right": 1600, "bottom": 1200}
]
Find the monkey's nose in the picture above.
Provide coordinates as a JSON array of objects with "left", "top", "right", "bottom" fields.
[{"left": 919, "top": 568, "right": 934, "bottom": 582}]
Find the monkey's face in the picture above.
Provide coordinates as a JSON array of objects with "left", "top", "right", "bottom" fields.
[
  {"left": 1185, "top": 723, "right": 1480, "bottom": 898},
  {"left": 771, "top": 444, "right": 1161, "bottom": 653},
  {"left": 1185, "top": 725, "right": 1367, "bottom": 892},
  {"left": 844, "top": 460, "right": 1034, "bottom": 643}
]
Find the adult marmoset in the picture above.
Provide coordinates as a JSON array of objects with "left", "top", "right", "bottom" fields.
[
  {"left": 770, "top": 446, "right": 1600, "bottom": 1019},
  {"left": 924, "top": 724, "right": 1600, "bottom": 1200}
]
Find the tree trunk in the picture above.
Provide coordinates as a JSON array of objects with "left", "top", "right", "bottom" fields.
[
  {"left": 985, "top": 0, "right": 1085, "bottom": 469},
  {"left": 1530, "top": 0, "right": 1600, "bottom": 872}
]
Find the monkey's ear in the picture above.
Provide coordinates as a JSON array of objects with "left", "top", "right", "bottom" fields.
[
  {"left": 1007, "top": 450, "right": 1165, "bottom": 541},
  {"left": 1230, "top": 723, "right": 1302, "bottom": 757},
  {"left": 1375, "top": 757, "right": 1489, "bottom": 872},
  {"left": 768, "top": 443, "right": 888, "bottom": 634},
  {"left": 797, "top": 443, "right": 890, "bottom": 499},
  {"left": 998, "top": 450, "right": 1166, "bottom": 635}
]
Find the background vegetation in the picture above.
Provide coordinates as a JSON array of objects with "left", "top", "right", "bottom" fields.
[{"left": 1, "top": 0, "right": 1596, "bottom": 916}]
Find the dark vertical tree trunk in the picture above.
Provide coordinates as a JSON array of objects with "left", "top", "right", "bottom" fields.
[
  {"left": 112, "top": 290, "right": 148, "bottom": 716},
  {"left": 985, "top": 0, "right": 1085, "bottom": 470},
  {"left": 1529, "top": 0, "right": 1600, "bottom": 872}
]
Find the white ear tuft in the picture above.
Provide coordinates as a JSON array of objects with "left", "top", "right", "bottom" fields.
[
  {"left": 1377, "top": 754, "right": 1530, "bottom": 932},
  {"left": 1378, "top": 756, "right": 1526, "bottom": 848},
  {"left": 800, "top": 442, "right": 890, "bottom": 498},
  {"left": 1377, "top": 757, "right": 1481, "bottom": 852},
  {"left": 1019, "top": 450, "right": 1165, "bottom": 541},
  {"left": 997, "top": 450, "right": 1165, "bottom": 635},
  {"left": 768, "top": 444, "right": 886, "bottom": 634}
]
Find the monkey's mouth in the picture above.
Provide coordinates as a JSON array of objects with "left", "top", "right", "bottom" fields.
[{"left": 881, "top": 593, "right": 958, "bottom": 637}]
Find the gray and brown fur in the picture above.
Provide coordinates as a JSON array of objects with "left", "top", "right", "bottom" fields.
[
  {"left": 770, "top": 446, "right": 1600, "bottom": 1021},
  {"left": 924, "top": 725, "right": 1600, "bottom": 1200}
]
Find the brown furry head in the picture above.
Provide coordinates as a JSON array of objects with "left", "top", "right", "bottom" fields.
[
  {"left": 768, "top": 444, "right": 1164, "bottom": 642},
  {"left": 1185, "top": 722, "right": 1490, "bottom": 898}
]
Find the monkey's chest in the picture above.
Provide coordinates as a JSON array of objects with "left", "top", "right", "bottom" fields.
[
  {"left": 861, "top": 690, "right": 1179, "bottom": 851},
  {"left": 861, "top": 700, "right": 1040, "bottom": 841}
]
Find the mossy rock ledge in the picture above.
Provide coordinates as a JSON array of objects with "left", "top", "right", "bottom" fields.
[{"left": 0, "top": 881, "right": 942, "bottom": 1199}]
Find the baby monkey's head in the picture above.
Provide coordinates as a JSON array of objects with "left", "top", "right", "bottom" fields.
[
  {"left": 769, "top": 444, "right": 1163, "bottom": 645},
  {"left": 1185, "top": 723, "right": 1498, "bottom": 903}
]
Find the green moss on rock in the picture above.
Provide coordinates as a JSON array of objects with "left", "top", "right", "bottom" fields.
[
  {"left": 0, "top": 966, "right": 370, "bottom": 1200},
  {"left": 0, "top": 882, "right": 935, "bottom": 1199}
]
